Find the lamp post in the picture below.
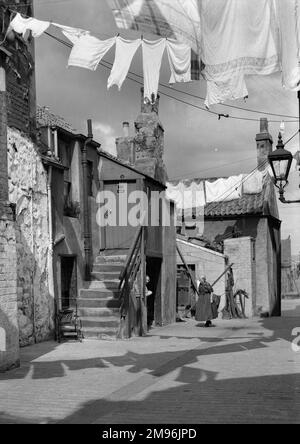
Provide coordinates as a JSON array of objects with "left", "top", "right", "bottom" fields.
[{"left": 268, "top": 133, "right": 300, "bottom": 204}]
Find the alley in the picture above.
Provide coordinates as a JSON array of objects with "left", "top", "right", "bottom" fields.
[{"left": 0, "top": 299, "right": 300, "bottom": 425}]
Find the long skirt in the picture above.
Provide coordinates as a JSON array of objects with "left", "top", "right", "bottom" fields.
[{"left": 195, "top": 293, "right": 213, "bottom": 322}]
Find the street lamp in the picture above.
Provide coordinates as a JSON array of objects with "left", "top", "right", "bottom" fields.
[{"left": 268, "top": 133, "right": 300, "bottom": 204}]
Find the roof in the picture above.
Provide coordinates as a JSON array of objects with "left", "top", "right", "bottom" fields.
[
  {"left": 171, "top": 173, "right": 279, "bottom": 219},
  {"left": 98, "top": 149, "right": 166, "bottom": 189},
  {"left": 36, "top": 106, "right": 76, "bottom": 133},
  {"left": 204, "top": 175, "right": 278, "bottom": 219}
]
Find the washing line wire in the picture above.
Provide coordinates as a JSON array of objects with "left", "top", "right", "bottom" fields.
[
  {"left": 28, "top": 27, "right": 299, "bottom": 123},
  {"left": 4, "top": 5, "right": 299, "bottom": 120}
]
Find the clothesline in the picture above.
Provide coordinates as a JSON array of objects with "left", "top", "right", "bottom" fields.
[
  {"left": 47, "top": 30, "right": 298, "bottom": 126},
  {"left": 166, "top": 164, "right": 270, "bottom": 211},
  {"left": 8, "top": 12, "right": 194, "bottom": 103},
  {"left": 7, "top": 1, "right": 300, "bottom": 107}
]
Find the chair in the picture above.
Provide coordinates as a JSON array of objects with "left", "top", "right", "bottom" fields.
[{"left": 55, "top": 299, "right": 83, "bottom": 343}]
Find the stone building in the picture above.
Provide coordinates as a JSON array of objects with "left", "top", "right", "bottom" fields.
[
  {"left": 0, "top": 0, "right": 35, "bottom": 370},
  {"left": 176, "top": 119, "right": 281, "bottom": 318}
]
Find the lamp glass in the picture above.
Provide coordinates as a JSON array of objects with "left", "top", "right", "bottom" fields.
[{"left": 272, "top": 159, "right": 290, "bottom": 181}]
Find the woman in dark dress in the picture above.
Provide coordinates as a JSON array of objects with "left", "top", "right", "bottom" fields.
[{"left": 196, "top": 276, "right": 214, "bottom": 327}]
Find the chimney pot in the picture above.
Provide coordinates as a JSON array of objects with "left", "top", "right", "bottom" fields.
[
  {"left": 260, "top": 118, "right": 269, "bottom": 133},
  {"left": 123, "top": 122, "right": 130, "bottom": 137}
]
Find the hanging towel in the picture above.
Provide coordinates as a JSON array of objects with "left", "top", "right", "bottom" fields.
[
  {"left": 108, "top": 37, "right": 141, "bottom": 90},
  {"left": 206, "top": 175, "right": 244, "bottom": 203},
  {"left": 53, "top": 23, "right": 88, "bottom": 44},
  {"left": 275, "top": 0, "right": 300, "bottom": 91},
  {"left": 67, "top": 34, "right": 116, "bottom": 71},
  {"left": 166, "top": 182, "right": 185, "bottom": 209},
  {"left": 182, "top": 181, "right": 206, "bottom": 209},
  {"left": 166, "top": 181, "right": 205, "bottom": 210},
  {"left": 201, "top": 0, "right": 280, "bottom": 79},
  {"left": 200, "top": 0, "right": 280, "bottom": 105},
  {"left": 10, "top": 12, "right": 50, "bottom": 37},
  {"left": 166, "top": 39, "right": 191, "bottom": 84},
  {"left": 205, "top": 74, "right": 249, "bottom": 108},
  {"left": 142, "top": 38, "right": 166, "bottom": 102},
  {"left": 243, "top": 170, "right": 264, "bottom": 195}
]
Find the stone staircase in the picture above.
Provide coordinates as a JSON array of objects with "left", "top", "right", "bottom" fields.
[{"left": 77, "top": 252, "right": 127, "bottom": 339}]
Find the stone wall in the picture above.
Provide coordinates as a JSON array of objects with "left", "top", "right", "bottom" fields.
[
  {"left": 7, "top": 128, "right": 53, "bottom": 346},
  {"left": 0, "top": 217, "right": 19, "bottom": 371},
  {"left": 177, "top": 238, "right": 227, "bottom": 315},
  {"left": 224, "top": 237, "right": 256, "bottom": 318}
]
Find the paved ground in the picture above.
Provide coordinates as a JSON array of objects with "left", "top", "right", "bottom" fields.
[{"left": 0, "top": 299, "right": 300, "bottom": 424}]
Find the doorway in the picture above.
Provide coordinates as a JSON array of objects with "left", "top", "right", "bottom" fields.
[
  {"left": 61, "top": 256, "right": 77, "bottom": 309},
  {"left": 103, "top": 181, "right": 138, "bottom": 250},
  {"left": 146, "top": 257, "right": 162, "bottom": 328}
]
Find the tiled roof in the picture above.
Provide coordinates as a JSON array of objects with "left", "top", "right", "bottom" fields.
[
  {"left": 36, "top": 106, "right": 76, "bottom": 133},
  {"left": 170, "top": 173, "right": 276, "bottom": 218},
  {"left": 204, "top": 188, "right": 266, "bottom": 217}
]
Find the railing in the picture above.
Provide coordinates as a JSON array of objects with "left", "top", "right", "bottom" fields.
[{"left": 117, "top": 215, "right": 147, "bottom": 339}]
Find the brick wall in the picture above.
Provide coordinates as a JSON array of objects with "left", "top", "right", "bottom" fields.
[
  {"left": 224, "top": 237, "right": 256, "bottom": 318},
  {"left": 1, "top": 1, "right": 36, "bottom": 134},
  {"left": 0, "top": 217, "right": 19, "bottom": 372}
]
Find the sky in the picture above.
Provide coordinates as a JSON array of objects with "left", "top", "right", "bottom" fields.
[{"left": 33, "top": 0, "right": 300, "bottom": 255}]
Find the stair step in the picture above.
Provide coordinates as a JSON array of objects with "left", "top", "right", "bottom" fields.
[
  {"left": 79, "top": 289, "right": 120, "bottom": 299},
  {"left": 96, "top": 255, "right": 127, "bottom": 264},
  {"left": 82, "top": 327, "right": 118, "bottom": 339},
  {"left": 90, "top": 271, "right": 121, "bottom": 281},
  {"left": 83, "top": 280, "right": 120, "bottom": 290},
  {"left": 78, "top": 307, "right": 120, "bottom": 317},
  {"left": 81, "top": 316, "right": 120, "bottom": 328},
  {"left": 77, "top": 298, "right": 120, "bottom": 309},
  {"left": 93, "top": 263, "right": 124, "bottom": 273}
]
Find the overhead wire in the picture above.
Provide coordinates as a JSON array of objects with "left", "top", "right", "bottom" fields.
[
  {"left": 49, "top": 31, "right": 295, "bottom": 125},
  {"left": 5, "top": 7, "right": 296, "bottom": 122}
]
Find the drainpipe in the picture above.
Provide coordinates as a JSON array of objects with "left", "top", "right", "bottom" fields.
[
  {"left": 82, "top": 120, "right": 93, "bottom": 280},
  {"left": 47, "top": 165, "right": 55, "bottom": 325}
]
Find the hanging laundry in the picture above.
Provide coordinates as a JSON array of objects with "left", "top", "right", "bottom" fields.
[
  {"left": 275, "top": 0, "right": 300, "bottom": 90},
  {"left": 108, "top": 37, "right": 141, "bottom": 90},
  {"left": 205, "top": 74, "right": 249, "bottom": 108},
  {"left": 166, "top": 182, "right": 185, "bottom": 209},
  {"left": 53, "top": 23, "right": 88, "bottom": 45},
  {"left": 166, "top": 39, "right": 191, "bottom": 84},
  {"left": 106, "top": 0, "right": 201, "bottom": 53},
  {"left": 182, "top": 181, "right": 206, "bottom": 209},
  {"left": 67, "top": 34, "right": 116, "bottom": 71},
  {"left": 201, "top": 0, "right": 280, "bottom": 105},
  {"left": 242, "top": 170, "right": 264, "bottom": 195},
  {"left": 205, "top": 175, "right": 244, "bottom": 203},
  {"left": 142, "top": 38, "right": 166, "bottom": 102},
  {"left": 166, "top": 181, "right": 205, "bottom": 210},
  {"left": 9, "top": 12, "right": 50, "bottom": 38}
]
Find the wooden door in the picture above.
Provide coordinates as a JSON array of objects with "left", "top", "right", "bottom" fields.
[{"left": 104, "top": 182, "right": 138, "bottom": 250}]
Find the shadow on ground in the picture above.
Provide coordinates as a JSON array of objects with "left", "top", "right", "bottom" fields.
[{"left": 0, "top": 308, "right": 299, "bottom": 424}]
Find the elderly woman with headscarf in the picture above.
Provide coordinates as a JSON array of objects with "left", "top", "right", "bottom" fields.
[{"left": 195, "top": 275, "right": 214, "bottom": 327}]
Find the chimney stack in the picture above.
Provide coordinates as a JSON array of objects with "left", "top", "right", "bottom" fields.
[{"left": 256, "top": 118, "right": 273, "bottom": 171}]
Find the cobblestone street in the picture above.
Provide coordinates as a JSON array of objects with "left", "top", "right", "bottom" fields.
[{"left": 0, "top": 299, "right": 300, "bottom": 424}]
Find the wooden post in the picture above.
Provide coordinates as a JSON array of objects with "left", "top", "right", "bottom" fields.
[
  {"left": 99, "top": 180, "right": 106, "bottom": 251},
  {"left": 137, "top": 179, "right": 148, "bottom": 336}
]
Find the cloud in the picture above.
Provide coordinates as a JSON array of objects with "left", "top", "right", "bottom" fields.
[{"left": 93, "top": 122, "right": 117, "bottom": 156}]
